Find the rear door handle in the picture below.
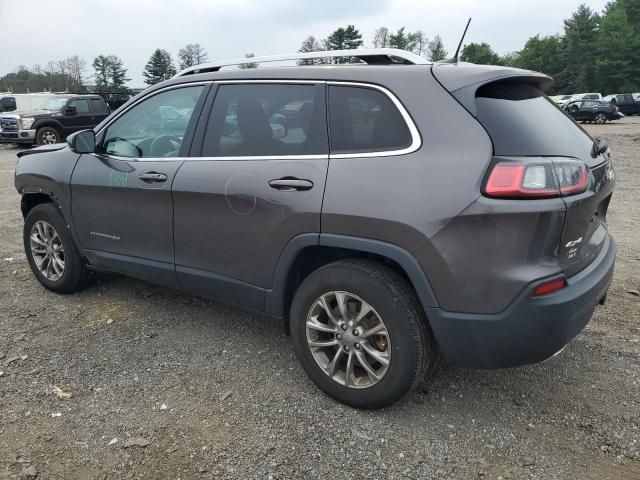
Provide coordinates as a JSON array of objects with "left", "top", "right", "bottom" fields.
[
  {"left": 138, "top": 172, "right": 167, "bottom": 182},
  {"left": 268, "top": 178, "right": 314, "bottom": 191}
]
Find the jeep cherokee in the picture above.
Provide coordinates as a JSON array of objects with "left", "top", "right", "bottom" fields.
[{"left": 14, "top": 49, "right": 616, "bottom": 409}]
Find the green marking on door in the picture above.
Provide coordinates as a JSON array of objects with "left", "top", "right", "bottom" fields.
[{"left": 108, "top": 171, "right": 128, "bottom": 188}]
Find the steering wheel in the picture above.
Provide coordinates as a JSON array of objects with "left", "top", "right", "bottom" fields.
[{"left": 150, "top": 135, "right": 182, "bottom": 157}]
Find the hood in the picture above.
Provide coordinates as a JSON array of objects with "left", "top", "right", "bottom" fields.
[{"left": 16, "top": 143, "right": 67, "bottom": 158}]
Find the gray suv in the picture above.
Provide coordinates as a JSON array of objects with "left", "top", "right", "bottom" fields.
[{"left": 14, "top": 49, "right": 616, "bottom": 409}]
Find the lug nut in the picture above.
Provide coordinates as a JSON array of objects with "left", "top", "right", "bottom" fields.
[
  {"left": 344, "top": 346, "right": 350, "bottom": 352},
  {"left": 341, "top": 324, "right": 347, "bottom": 331},
  {"left": 352, "top": 329, "right": 359, "bottom": 336},
  {"left": 336, "top": 334, "right": 342, "bottom": 340},
  {"left": 355, "top": 343, "right": 361, "bottom": 350}
]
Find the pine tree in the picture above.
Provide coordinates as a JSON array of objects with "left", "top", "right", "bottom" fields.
[
  {"left": 107, "top": 55, "right": 129, "bottom": 91},
  {"left": 323, "top": 25, "right": 363, "bottom": 63},
  {"left": 564, "top": 4, "right": 600, "bottom": 92},
  {"left": 92, "top": 55, "right": 110, "bottom": 90},
  {"left": 389, "top": 27, "right": 417, "bottom": 51},
  {"left": 143, "top": 49, "right": 177, "bottom": 85}
]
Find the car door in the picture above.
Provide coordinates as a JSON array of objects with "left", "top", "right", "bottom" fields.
[
  {"left": 70, "top": 83, "right": 209, "bottom": 287},
  {"left": 89, "top": 98, "right": 110, "bottom": 125},
  {"left": 172, "top": 82, "right": 329, "bottom": 310},
  {"left": 65, "top": 98, "right": 94, "bottom": 131},
  {"left": 577, "top": 100, "right": 596, "bottom": 120}
]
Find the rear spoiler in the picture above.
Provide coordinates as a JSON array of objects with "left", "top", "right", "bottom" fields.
[{"left": 432, "top": 63, "right": 553, "bottom": 116}]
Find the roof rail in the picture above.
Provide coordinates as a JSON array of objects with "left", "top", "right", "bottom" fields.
[{"left": 175, "top": 48, "right": 430, "bottom": 77}]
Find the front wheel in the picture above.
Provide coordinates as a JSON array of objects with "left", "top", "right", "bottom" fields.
[
  {"left": 594, "top": 113, "right": 607, "bottom": 124},
  {"left": 290, "top": 259, "right": 433, "bottom": 409},
  {"left": 24, "top": 203, "right": 88, "bottom": 293},
  {"left": 36, "top": 126, "right": 61, "bottom": 145}
]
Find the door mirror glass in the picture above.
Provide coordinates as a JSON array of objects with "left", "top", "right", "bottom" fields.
[{"left": 68, "top": 130, "right": 96, "bottom": 154}]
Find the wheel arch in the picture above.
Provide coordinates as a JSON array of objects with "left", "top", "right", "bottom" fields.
[
  {"left": 21, "top": 192, "right": 55, "bottom": 218},
  {"left": 33, "top": 120, "right": 65, "bottom": 136},
  {"left": 266, "top": 233, "right": 439, "bottom": 327}
]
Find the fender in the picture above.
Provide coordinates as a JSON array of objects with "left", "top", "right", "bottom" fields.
[
  {"left": 32, "top": 118, "right": 66, "bottom": 135},
  {"left": 265, "top": 233, "right": 439, "bottom": 318}
]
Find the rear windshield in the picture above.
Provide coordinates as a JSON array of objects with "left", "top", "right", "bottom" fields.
[{"left": 475, "top": 81, "right": 594, "bottom": 157}]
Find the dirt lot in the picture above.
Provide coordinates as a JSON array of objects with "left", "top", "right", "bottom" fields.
[{"left": 0, "top": 118, "right": 639, "bottom": 480}]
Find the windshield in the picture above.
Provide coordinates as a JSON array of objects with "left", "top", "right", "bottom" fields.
[
  {"left": 40, "top": 97, "right": 68, "bottom": 111},
  {"left": 475, "top": 81, "right": 595, "bottom": 158}
]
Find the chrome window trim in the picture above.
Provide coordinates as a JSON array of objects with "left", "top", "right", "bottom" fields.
[
  {"left": 327, "top": 81, "right": 422, "bottom": 159},
  {"left": 95, "top": 79, "right": 421, "bottom": 162}
]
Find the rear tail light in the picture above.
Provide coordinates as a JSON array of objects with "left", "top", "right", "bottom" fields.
[
  {"left": 484, "top": 159, "right": 589, "bottom": 199},
  {"left": 532, "top": 276, "right": 567, "bottom": 297}
]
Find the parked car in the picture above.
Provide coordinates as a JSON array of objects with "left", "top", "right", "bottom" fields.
[
  {"left": 0, "top": 94, "right": 109, "bottom": 145},
  {"left": 0, "top": 93, "right": 56, "bottom": 114},
  {"left": 551, "top": 94, "right": 574, "bottom": 105},
  {"left": 14, "top": 49, "right": 616, "bottom": 409},
  {"left": 607, "top": 94, "right": 640, "bottom": 116},
  {"left": 563, "top": 99, "right": 623, "bottom": 123}
]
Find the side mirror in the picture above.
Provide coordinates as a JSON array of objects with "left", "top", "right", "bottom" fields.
[
  {"left": 64, "top": 105, "right": 77, "bottom": 116},
  {"left": 68, "top": 130, "right": 96, "bottom": 154}
]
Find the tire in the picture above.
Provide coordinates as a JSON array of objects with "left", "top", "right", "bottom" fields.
[
  {"left": 36, "top": 126, "right": 61, "bottom": 145},
  {"left": 290, "top": 259, "right": 433, "bottom": 409},
  {"left": 595, "top": 113, "right": 607, "bottom": 124},
  {"left": 24, "top": 203, "right": 88, "bottom": 293}
]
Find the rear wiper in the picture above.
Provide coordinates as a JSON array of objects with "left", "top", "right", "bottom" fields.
[{"left": 591, "top": 137, "right": 608, "bottom": 158}]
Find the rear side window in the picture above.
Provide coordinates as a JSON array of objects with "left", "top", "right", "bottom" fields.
[
  {"left": 328, "top": 85, "right": 412, "bottom": 154},
  {"left": 202, "top": 83, "right": 327, "bottom": 157},
  {"left": 90, "top": 98, "right": 108, "bottom": 114},
  {"left": 475, "top": 81, "right": 594, "bottom": 157}
]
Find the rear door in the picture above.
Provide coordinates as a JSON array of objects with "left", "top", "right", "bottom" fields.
[
  {"left": 172, "top": 81, "right": 328, "bottom": 309},
  {"left": 89, "top": 98, "right": 110, "bottom": 125},
  {"left": 71, "top": 84, "right": 208, "bottom": 286}
]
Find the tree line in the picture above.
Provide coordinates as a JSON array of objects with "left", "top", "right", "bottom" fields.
[{"left": 1, "top": 1, "right": 638, "bottom": 95}]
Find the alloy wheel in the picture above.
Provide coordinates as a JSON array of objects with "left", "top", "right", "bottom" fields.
[
  {"left": 305, "top": 291, "right": 391, "bottom": 389},
  {"left": 29, "top": 220, "right": 65, "bottom": 281}
]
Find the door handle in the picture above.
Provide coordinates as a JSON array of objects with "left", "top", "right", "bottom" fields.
[
  {"left": 268, "top": 177, "right": 314, "bottom": 191},
  {"left": 138, "top": 172, "right": 167, "bottom": 182}
]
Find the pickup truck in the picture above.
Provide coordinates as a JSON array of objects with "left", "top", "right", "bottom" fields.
[{"left": 0, "top": 94, "right": 109, "bottom": 145}]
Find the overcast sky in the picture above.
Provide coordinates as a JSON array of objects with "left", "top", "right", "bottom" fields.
[{"left": 1, "top": 0, "right": 608, "bottom": 86}]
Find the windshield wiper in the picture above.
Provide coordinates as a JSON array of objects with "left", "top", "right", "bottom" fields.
[{"left": 591, "top": 137, "right": 608, "bottom": 158}]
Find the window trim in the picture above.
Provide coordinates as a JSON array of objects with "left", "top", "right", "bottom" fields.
[
  {"left": 94, "top": 79, "right": 421, "bottom": 161},
  {"left": 327, "top": 81, "right": 421, "bottom": 159}
]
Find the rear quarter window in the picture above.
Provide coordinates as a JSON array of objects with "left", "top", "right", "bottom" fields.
[
  {"left": 328, "top": 85, "right": 412, "bottom": 154},
  {"left": 475, "top": 81, "right": 594, "bottom": 157}
]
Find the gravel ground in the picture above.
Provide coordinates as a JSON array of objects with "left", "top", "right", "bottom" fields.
[{"left": 0, "top": 118, "right": 639, "bottom": 480}]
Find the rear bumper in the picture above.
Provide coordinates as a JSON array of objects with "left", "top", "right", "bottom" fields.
[{"left": 426, "top": 233, "right": 616, "bottom": 369}]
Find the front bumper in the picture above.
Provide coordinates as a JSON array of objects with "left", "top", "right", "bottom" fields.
[
  {"left": 426, "top": 233, "right": 616, "bottom": 369},
  {"left": 0, "top": 129, "right": 36, "bottom": 144}
]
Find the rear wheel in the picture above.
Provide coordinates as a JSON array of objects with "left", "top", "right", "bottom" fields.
[
  {"left": 290, "top": 259, "right": 432, "bottom": 409},
  {"left": 36, "top": 126, "right": 60, "bottom": 145},
  {"left": 24, "top": 203, "right": 88, "bottom": 293},
  {"left": 594, "top": 113, "right": 607, "bottom": 124}
]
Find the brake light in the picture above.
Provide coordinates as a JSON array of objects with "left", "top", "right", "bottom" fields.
[
  {"left": 484, "top": 159, "right": 589, "bottom": 199},
  {"left": 532, "top": 277, "right": 567, "bottom": 297}
]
